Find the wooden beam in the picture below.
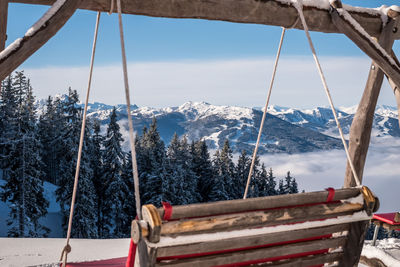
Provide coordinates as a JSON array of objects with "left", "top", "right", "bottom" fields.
[
  {"left": 158, "top": 202, "right": 363, "bottom": 237},
  {"left": 156, "top": 188, "right": 360, "bottom": 221},
  {"left": 0, "top": 0, "right": 82, "bottom": 81},
  {"left": 0, "top": 0, "right": 8, "bottom": 52},
  {"left": 331, "top": 14, "right": 399, "bottom": 187},
  {"left": 9, "top": 0, "right": 395, "bottom": 39}
]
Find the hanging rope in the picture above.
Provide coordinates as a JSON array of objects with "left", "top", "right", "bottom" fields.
[
  {"left": 116, "top": 0, "right": 142, "bottom": 220},
  {"left": 108, "top": 0, "right": 115, "bottom": 15},
  {"left": 292, "top": 0, "right": 361, "bottom": 187},
  {"left": 243, "top": 27, "right": 286, "bottom": 199},
  {"left": 60, "top": 11, "right": 101, "bottom": 267}
]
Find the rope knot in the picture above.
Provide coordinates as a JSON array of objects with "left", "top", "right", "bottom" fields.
[{"left": 60, "top": 244, "right": 72, "bottom": 261}]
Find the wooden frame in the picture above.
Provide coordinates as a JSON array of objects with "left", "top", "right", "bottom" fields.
[{"left": 2, "top": 1, "right": 399, "bottom": 266}]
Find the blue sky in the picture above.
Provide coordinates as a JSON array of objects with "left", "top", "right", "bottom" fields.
[{"left": 5, "top": 0, "right": 400, "bottom": 108}]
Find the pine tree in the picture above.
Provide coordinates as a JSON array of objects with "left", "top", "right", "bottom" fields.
[
  {"left": 55, "top": 88, "right": 97, "bottom": 238},
  {"left": 234, "top": 150, "right": 251, "bottom": 199},
  {"left": 265, "top": 167, "right": 277, "bottom": 196},
  {"left": 216, "top": 140, "right": 235, "bottom": 199},
  {"left": 88, "top": 119, "right": 107, "bottom": 237},
  {"left": 140, "top": 118, "right": 169, "bottom": 206},
  {"left": 102, "top": 107, "right": 130, "bottom": 237},
  {"left": 1, "top": 72, "right": 49, "bottom": 237},
  {"left": 191, "top": 140, "right": 214, "bottom": 202},
  {"left": 37, "top": 96, "right": 58, "bottom": 184},
  {"left": 210, "top": 150, "right": 229, "bottom": 201},
  {"left": 120, "top": 151, "right": 137, "bottom": 237}
]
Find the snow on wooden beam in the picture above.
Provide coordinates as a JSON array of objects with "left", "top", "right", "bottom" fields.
[
  {"left": 0, "top": 0, "right": 82, "bottom": 81},
  {"left": 9, "top": 0, "right": 397, "bottom": 38}
]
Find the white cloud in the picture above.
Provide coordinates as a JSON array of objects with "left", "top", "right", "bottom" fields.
[
  {"left": 258, "top": 137, "right": 400, "bottom": 213},
  {"left": 23, "top": 56, "right": 398, "bottom": 108}
]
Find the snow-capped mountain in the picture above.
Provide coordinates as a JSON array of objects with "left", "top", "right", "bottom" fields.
[
  {"left": 268, "top": 104, "right": 400, "bottom": 139},
  {"left": 39, "top": 100, "right": 398, "bottom": 154}
]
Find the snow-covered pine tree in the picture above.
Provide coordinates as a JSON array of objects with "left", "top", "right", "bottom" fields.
[
  {"left": 165, "top": 133, "right": 186, "bottom": 205},
  {"left": 140, "top": 118, "right": 169, "bottom": 206},
  {"left": 191, "top": 140, "right": 214, "bottom": 202},
  {"left": 88, "top": 119, "right": 107, "bottom": 237},
  {"left": 234, "top": 150, "right": 251, "bottom": 199},
  {"left": 255, "top": 163, "right": 269, "bottom": 197},
  {"left": 282, "top": 171, "right": 298, "bottom": 194},
  {"left": 216, "top": 140, "right": 236, "bottom": 199},
  {"left": 37, "top": 96, "right": 58, "bottom": 184},
  {"left": 265, "top": 167, "right": 278, "bottom": 196},
  {"left": 102, "top": 107, "right": 130, "bottom": 237},
  {"left": 210, "top": 150, "right": 229, "bottom": 201},
  {"left": 120, "top": 151, "right": 137, "bottom": 237},
  {"left": 55, "top": 88, "right": 97, "bottom": 238},
  {"left": 1, "top": 72, "right": 49, "bottom": 237}
]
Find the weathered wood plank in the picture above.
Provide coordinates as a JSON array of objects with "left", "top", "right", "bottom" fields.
[
  {"left": 156, "top": 223, "right": 350, "bottom": 258},
  {"left": 259, "top": 252, "right": 343, "bottom": 267},
  {"left": 157, "top": 188, "right": 360, "bottom": 220},
  {"left": 0, "top": 0, "right": 82, "bottom": 81},
  {"left": 0, "top": 0, "right": 8, "bottom": 52},
  {"left": 159, "top": 202, "right": 363, "bottom": 237},
  {"left": 156, "top": 236, "right": 346, "bottom": 267},
  {"left": 334, "top": 14, "right": 399, "bottom": 187},
  {"left": 9, "top": 0, "right": 395, "bottom": 39},
  {"left": 341, "top": 221, "right": 369, "bottom": 267}
]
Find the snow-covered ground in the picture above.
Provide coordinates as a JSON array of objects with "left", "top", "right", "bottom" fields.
[
  {"left": 362, "top": 238, "right": 400, "bottom": 267},
  {"left": 0, "top": 238, "right": 130, "bottom": 266},
  {"left": 0, "top": 238, "right": 398, "bottom": 266}
]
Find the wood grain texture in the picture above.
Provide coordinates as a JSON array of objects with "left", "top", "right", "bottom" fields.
[
  {"left": 156, "top": 223, "right": 350, "bottom": 258},
  {"left": 333, "top": 13, "right": 399, "bottom": 187},
  {"left": 159, "top": 202, "right": 363, "bottom": 237},
  {"left": 341, "top": 221, "right": 369, "bottom": 267},
  {"left": 156, "top": 237, "right": 346, "bottom": 267},
  {"left": 258, "top": 252, "right": 343, "bottom": 267},
  {"left": 0, "top": 0, "right": 8, "bottom": 52},
  {"left": 0, "top": 0, "right": 82, "bottom": 81},
  {"left": 157, "top": 188, "right": 360, "bottom": 220},
  {"left": 9, "top": 0, "right": 393, "bottom": 39}
]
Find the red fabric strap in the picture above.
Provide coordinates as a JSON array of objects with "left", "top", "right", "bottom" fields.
[
  {"left": 325, "top": 187, "right": 335, "bottom": 202},
  {"left": 162, "top": 201, "right": 173, "bottom": 221}
]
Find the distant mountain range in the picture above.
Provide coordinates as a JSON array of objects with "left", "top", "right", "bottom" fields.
[{"left": 62, "top": 101, "right": 397, "bottom": 154}]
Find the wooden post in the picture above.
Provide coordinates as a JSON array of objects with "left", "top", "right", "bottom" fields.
[
  {"left": 0, "top": 0, "right": 8, "bottom": 52},
  {"left": 0, "top": 0, "right": 8, "bottom": 92},
  {"left": 342, "top": 13, "right": 400, "bottom": 187},
  {"left": 372, "top": 224, "right": 379, "bottom": 246}
]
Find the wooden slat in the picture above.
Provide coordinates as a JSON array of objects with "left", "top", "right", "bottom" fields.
[
  {"left": 341, "top": 221, "right": 369, "bottom": 267},
  {"left": 0, "top": 0, "right": 8, "bottom": 52},
  {"left": 156, "top": 236, "right": 347, "bottom": 267},
  {"left": 259, "top": 252, "right": 343, "bottom": 267},
  {"left": 9, "top": 0, "right": 395, "bottom": 39},
  {"left": 335, "top": 14, "right": 399, "bottom": 187},
  {"left": 159, "top": 202, "right": 363, "bottom": 237},
  {"left": 0, "top": 0, "right": 82, "bottom": 81},
  {"left": 157, "top": 188, "right": 360, "bottom": 220},
  {"left": 156, "top": 223, "right": 350, "bottom": 258}
]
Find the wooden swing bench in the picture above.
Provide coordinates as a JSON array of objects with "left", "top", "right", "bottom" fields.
[{"left": 131, "top": 186, "right": 378, "bottom": 267}]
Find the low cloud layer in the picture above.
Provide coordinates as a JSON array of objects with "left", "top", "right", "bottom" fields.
[
  {"left": 24, "top": 56, "right": 397, "bottom": 108},
  {"left": 259, "top": 137, "right": 400, "bottom": 212}
]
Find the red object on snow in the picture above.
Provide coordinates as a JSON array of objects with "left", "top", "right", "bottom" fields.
[
  {"left": 125, "top": 239, "right": 137, "bottom": 267},
  {"left": 373, "top": 212, "right": 400, "bottom": 228},
  {"left": 66, "top": 257, "right": 127, "bottom": 266}
]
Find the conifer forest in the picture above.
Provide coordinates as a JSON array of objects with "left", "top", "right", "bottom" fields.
[{"left": 0, "top": 72, "right": 299, "bottom": 238}]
